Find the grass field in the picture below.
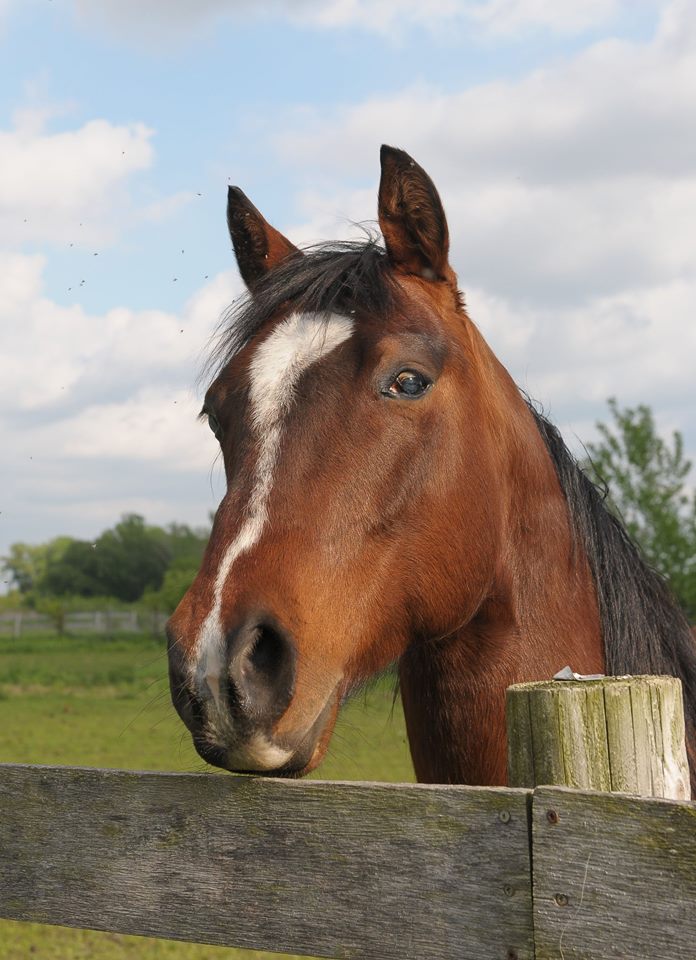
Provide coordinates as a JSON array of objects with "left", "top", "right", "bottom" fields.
[{"left": 0, "top": 632, "right": 414, "bottom": 960}]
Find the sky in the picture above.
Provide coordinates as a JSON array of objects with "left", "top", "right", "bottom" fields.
[{"left": 1, "top": 0, "right": 695, "bottom": 571}]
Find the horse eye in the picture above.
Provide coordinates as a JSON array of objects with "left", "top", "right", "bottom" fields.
[
  {"left": 207, "top": 413, "right": 223, "bottom": 441},
  {"left": 387, "top": 370, "right": 431, "bottom": 399}
]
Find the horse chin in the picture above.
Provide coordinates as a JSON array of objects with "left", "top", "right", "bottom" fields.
[
  {"left": 196, "top": 689, "right": 341, "bottom": 779},
  {"left": 279, "top": 692, "right": 342, "bottom": 778},
  {"left": 262, "top": 688, "right": 342, "bottom": 778}
]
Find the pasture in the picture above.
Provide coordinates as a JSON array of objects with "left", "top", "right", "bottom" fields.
[{"left": 0, "top": 631, "right": 412, "bottom": 960}]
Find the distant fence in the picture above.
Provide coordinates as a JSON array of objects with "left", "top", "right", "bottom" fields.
[
  {"left": 1, "top": 765, "right": 695, "bottom": 960},
  {"left": 0, "top": 609, "right": 169, "bottom": 637}
]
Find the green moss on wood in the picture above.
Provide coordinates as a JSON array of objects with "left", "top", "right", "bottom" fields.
[{"left": 507, "top": 676, "right": 690, "bottom": 800}]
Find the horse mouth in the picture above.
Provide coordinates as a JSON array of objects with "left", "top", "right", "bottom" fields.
[{"left": 193, "top": 688, "right": 341, "bottom": 778}]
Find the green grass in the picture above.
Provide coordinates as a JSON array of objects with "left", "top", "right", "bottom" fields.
[{"left": 0, "top": 632, "right": 414, "bottom": 959}]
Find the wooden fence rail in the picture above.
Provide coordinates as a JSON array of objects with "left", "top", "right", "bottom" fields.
[
  {"left": 2, "top": 764, "right": 696, "bottom": 959},
  {"left": 0, "top": 610, "right": 168, "bottom": 637},
  {"left": 0, "top": 765, "right": 534, "bottom": 960},
  {"left": 532, "top": 785, "right": 696, "bottom": 960}
]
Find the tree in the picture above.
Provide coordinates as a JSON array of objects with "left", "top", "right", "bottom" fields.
[
  {"left": 33, "top": 515, "right": 169, "bottom": 602},
  {"left": 138, "top": 525, "right": 208, "bottom": 616},
  {"left": 143, "top": 567, "right": 198, "bottom": 616},
  {"left": 585, "top": 398, "right": 696, "bottom": 620},
  {"left": 2, "top": 537, "right": 72, "bottom": 593},
  {"left": 3, "top": 515, "right": 210, "bottom": 607},
  {"left": 34, "top": 597, "right": 68, "bottom": 636},
  {"left": 91, "top": 514, "right": 172, "bottom": 602},
  {"left": 162, "top": 522, "right": 209, "bottom": 573},
  {"left": 39, "top": 539, "right": 103, "bottom": 597}
]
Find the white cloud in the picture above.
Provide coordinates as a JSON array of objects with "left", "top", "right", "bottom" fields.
[
  {"left": 56, "top": 389, "right": 210, "bottom": 465},
  {"left": 0, "top": 253, "right": 239, "bottom": 548},
  {"left": 0, "top": 111, "right": 154, "bottom": 246},
  {"left": 1, "top": 253, "right": 182, "bottom": 412},
  {"left": 72, "top": 0, "right": 642, "bottom": 39},
  {"left": 295, "top": 0, "right": 465, "bottom": 34},
  {"left": 469, "top": 0, "right": 623, "bottom": 35},
  {"left": 277, "top": 10, "right": 696, "bottom": 185},
  {"left": 0, "top": 91, "right": 231, "bottom": 553},
  {"left": 301, "top": 0, "right": 653, "bottom": 35},
  {"left": 0, "top": 251, "right": 239, "bottom": 414},
  {"left": 470, "top": 277, "right": 696, "bottom": 417},
  {"left": 265, "top": 1, "right": 696, "bottom": 458},
  {"left": 271, "top": 0, "right": 696, "bottom": 309},
  {"left": 284, "top": 187, "right": 378, "bottom": 246},
  {"left": 73, "top": 0, "right": 236, "bottom": 39},
  {"left": 458, "top": 277, "right": 696, "bottom": 494}
]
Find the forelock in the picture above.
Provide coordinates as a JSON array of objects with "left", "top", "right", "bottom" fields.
[{"left": 202, "top": 238, "right": 395, "bottom": 385}]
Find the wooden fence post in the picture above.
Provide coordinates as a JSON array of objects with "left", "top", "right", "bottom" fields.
[{"left": 506, "top": 675, "right": 691, "bottom": 800}]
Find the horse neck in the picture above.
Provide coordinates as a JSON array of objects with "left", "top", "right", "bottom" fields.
[{"left": 400, "top": 332, "right": 604, "bottom": 785}]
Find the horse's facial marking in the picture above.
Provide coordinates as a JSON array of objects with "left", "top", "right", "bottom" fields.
[
  {"left": 193, "top": 312, "right": 355, "bottom": 715},
  {"left": 234, "top": 733, "right": 294, "bottom": 771},
  {"left": 248, "top": 311, "right": 355, "bottom": 433}
]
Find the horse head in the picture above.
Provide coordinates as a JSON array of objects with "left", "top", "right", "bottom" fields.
[
  {"left": 167, "top": 146, "right": 517, "bottom": 776},
  {"left": 167, "top": 146, "right": 634, "bottom": 784}
]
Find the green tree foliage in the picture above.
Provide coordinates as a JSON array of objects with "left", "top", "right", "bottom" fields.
[
  {"left": 1, "top": 537, "right": 72, "bottom": 593},
  {"left": 2, "top": 516, "right": 209, "bottom": 607},
  {"left": 91, "top": 515, "right": 171, "bottom": 602},
  {"left": 34, "top": 597, "right": 68, "bottom": 636},
  {"left": 163, "top": 523, "right": 209, "bottom": 574},
  {"left": 40, "top": 540, "right": 103, "bottom": 597},
  {"left": 586, "top": 398, "right": 696, "bottom": 620},
  {"left": 143, "top": 567, "right": 198, "bottom": 615},
  {"left": 141, "top": 523, "right": 210, "bottom": 613}
]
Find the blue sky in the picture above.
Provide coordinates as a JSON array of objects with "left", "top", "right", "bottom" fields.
[{"left": 1, "top": 0, "right": 694, "bottom": 569}]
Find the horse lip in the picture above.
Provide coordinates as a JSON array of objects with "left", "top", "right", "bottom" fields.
[
  {"left": 191, "top": 736, "right": 229, "bottom": 770},
  {"left": 271, "top": 689, "right": 341, "bottom": 776},
  {"left": 215, "top": 689, "right": 340, "bottom": 778}
]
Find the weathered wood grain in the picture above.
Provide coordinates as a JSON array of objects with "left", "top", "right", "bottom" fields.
[
  {"left": 507, "top": 676, "right": 690, "bottom": 799},
  {"left": 0, "top": 764, "right": 534, "bottom": 960},
  {"left": 532, "top": 785, "right": 696, "bottom": 960}
]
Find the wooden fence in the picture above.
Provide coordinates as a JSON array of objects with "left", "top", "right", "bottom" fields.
[
  {"left": 1, "top": 676, "right": 695, "bottom": 959},
  {"left": 0, "top": 609, "right": 168, "bottom": 637},
  {"left": 1, "top": 763, "right": 695, "bottom": 959}
]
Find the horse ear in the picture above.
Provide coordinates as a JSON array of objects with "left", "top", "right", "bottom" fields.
[
  {"left": 227, "top": 186, "right": 300, "bottom": 290},
  {"left": 378, "top": 145, "right": 450, "bottom": 280}
]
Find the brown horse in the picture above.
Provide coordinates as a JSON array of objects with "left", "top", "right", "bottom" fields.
[{"left": 167, "top": 145, "right": 696, "bottom": 788}]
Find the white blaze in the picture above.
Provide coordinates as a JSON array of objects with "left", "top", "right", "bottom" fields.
[{"left": 194, "top": 312, "right": 354, "bottom": 709}]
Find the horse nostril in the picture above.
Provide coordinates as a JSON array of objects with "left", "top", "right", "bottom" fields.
[
  {"left": 249, "top": 624, "right": 285, "bottom": 684},
  {"left": 227, "top": 617, "right": 296, "bottom": 723}
]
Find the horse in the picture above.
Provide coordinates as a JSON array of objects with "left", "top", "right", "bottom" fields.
[{"left": 167, "top": 145, "right": 696, "bottom": 789}]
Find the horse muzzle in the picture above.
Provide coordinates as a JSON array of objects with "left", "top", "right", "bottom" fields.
[{"left": 166, "top": 616, "right": 338, "bottom": 777}]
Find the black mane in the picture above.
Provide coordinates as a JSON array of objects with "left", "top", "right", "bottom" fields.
[
  {"left": 205, "top": 239, "right": 393, "bottom": 380},
  {"left": 530, "top": 404, "right": 696, "bottom": 747}
]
